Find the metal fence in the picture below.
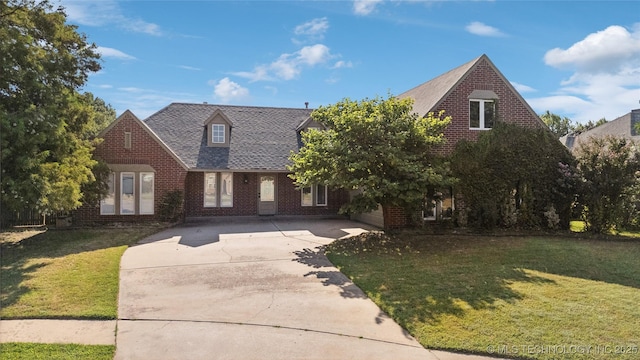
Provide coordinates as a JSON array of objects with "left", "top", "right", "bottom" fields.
[{"left": 0, "top": 208, "right": 67, "bottom": 229}]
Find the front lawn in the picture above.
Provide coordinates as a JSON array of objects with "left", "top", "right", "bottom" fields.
[
  {"left": 0, "top": 343, "right": 114, "bottom": 360},
  {"left": 327, "top": 232, "right": 640, "bottom": 360},
  {"left": 0, "top": 226, "right": 160, "bottom": 319}
]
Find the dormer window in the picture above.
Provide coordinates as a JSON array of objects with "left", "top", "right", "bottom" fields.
[
  {"left": 204, "top": 109, "right": 233, "bottom": 147},
  {"left": 212, "top": 124, "right": 225, "bottom": 143}
]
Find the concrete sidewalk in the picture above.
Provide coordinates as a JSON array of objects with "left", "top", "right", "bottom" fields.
[
  {"left": 0, "top": 319, "right": 116, "bottom": 345},
  {"left": 0, "top": 319, "right": 499, "bottom": 360}
]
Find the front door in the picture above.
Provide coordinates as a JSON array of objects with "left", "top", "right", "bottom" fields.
[{"left": 258, "top": 174, "right": 277, "bottom": 215}]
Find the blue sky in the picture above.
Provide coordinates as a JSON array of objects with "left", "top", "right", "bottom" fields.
[{"left": 57, "top": 0, "right": 640, "bottom": 123}]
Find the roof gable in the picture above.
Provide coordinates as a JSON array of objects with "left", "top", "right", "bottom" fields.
[
  {"left": 399, "top": 54, "right": 545, "bottom": 128},
  {"left": 203, "top": 108, "right": 233, "bottom": 127},
  {"left": 99, "top": 110, "right": 188, "bottom": 170}
]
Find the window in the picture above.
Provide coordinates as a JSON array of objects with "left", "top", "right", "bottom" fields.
[
  {"left": 100, "top": 173, "right": 116, "bottom": 215},
  {"left": 121, "top": 172, "right": 135, "bottom": 215},
  {"left": 140, "top": 172, "right": 154, "bottom": 214},
  {"left": 220, "top": 172, "right": 233, "bottom": 207},
  {"left": 316, "top": 185, "right": 327, "bottom": 206},
  {"left": 301, "top": 185, "right": 328, "bottom": 206},
  {"left": 124, "top": 132, "right": 132, "bottom": 149},
  {"left": 212, "top": 124, "right": 225, "bottom": 143},
  {"left": 301, "top": 187, "right": 313, "bottom": 206},
  {"left": 204, "top": 173, "right": 217, "bottom": 207},
  {"left": 470, "top": 99, "right": 495, "bottom": 130},
  {"left": 204, "top": 172, "right": 234, "bottom": 207}
]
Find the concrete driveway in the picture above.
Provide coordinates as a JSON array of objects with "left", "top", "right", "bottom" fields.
[{"left": 115, "top": 218, "right": 437, "bottom": 359}]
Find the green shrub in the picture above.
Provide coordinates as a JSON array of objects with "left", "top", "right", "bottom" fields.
[
  {"left": 451, "top": 123, "right": 576, "bottom": 229},
  {"left": 159, "top": 190, "right": 184, "bottom": 222}
]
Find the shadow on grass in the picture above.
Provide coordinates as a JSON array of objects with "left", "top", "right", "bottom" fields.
[
  {"left": 0, "top": 227, "right": 160, "bottom": 313},
  {"left": 323, "top": 232, "right": 640, "bottom": 327}
]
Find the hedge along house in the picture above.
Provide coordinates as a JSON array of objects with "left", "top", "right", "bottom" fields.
[
  {"left": 352, "top": 54, "right": 547, "bottom": 228},
  {"left": 75, "top": 104, "right": 349, "bottom": 223}
]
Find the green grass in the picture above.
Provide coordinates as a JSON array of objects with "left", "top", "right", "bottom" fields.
[
  {"left": 0, "top": 226, "right": 160, "bottom": 319},
  {"left": 327, "top": 232, "right": 640, "bottom": 360},
  {"left": 0, "top": 343, "right": 114, "bottom": 360}
]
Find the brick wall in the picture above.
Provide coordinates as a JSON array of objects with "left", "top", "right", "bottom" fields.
[
  {"left": 184, "top": 172, "right": 258, "bottom": 216},
  {"left": 382, "top": 205, "right": 413, "bottom": 229},
  {"left": 75, "top": 112, "right": 187, "bottom": 223},
  {"left": 433, "top": 57, "right": 545, "bottom": 155},
  {"left": 184, "top": 172, "right": 349, "bottom": 217},
  {"left": 276, "top": 173, "right": 348, "bottom": 216}
]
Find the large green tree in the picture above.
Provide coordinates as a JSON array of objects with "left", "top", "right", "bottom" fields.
[
  {"left": 540, "top": 110, "right": 573, "bottom": 138},
  {"left": 288, "top": 95, "right": 452, "bottom": 224},
  {"left": 574, "top": 136, "right": 640, "bottom": 233},
  {"left": 1, "top": 0, "right": 109, "bottom": 215}
]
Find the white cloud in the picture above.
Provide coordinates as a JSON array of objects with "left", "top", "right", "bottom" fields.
[
  {"left": 353, "top": 0, "right": 383, "bottom": 16},
  {"left": 97, "top": 46, "right": 136, "bottom": 60},
  {"left": 298, "top": 44, "right": 331, "bottom": 65},
  {"left": 544, "top": 25, "right": 640, "bottom": 73},
  {"left": 332, "top": 60, "right": 354, "bottom": 69},
  {"left": 530, "top": 24, "right": 640, "bottom": 123},
  {"left": 213, "top": 78, "right": 250, "bottom": 103},
  {"left": 178, "top": 65, "right": 201, "bottom": 71},
  {"left": 465, "top": 22, "right": 506, "bottom": 37},
  {"left": 233, "top": 44, "right": 334, "bottom": 82},
  {"left": 295, "top": 18, "right": 329, "bottom": 37},
  {"left": 61, "top": 0, "right": 163, "bottom": 36},
  {"left": 510, "top": 81, "right": 536, "bottom": 93}
]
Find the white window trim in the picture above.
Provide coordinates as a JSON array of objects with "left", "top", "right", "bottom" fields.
[
  {"left": 204, "top": 172, "right": 234, "bottom": 208},
  {"left": 212, "top": 124, "right": 225, "bottom": 144},
  {"left": 469, "top": 99, "right": 494, "bottom": 130},
  {"left": 204, "top": 172, "right": 217, "bottom": 207},
  {"left": 301, "top": 186, "right": 313, "bottom": 207},
  {"left": 301, "top": 185, "right": 328, "bottom": 206},
  {"left": 139, "top": 172, "right": 154, "bottom": 215},
  {"left": 100, "top": 172, "right": 116, "bottom": 215},
  {"left": 120, "top": 172, "right": 135, "bottom": 215},
  {"left": 220, "top": 172, "right": 233, "bottom": 208}
]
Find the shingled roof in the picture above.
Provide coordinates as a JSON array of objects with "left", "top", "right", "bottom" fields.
[
  {"left": 143, "top": 103, "right": 313, "bottom": 171},
  {"left": 398, "top": 55, "right": 481, "bottom": 116},
  {"left": 561, "top": 109, "right": 640, "bottom": 151}
]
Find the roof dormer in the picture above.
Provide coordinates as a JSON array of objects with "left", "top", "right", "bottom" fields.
[
  {"left": 204, "top": 109, "right": 233, "bottom": 147},
  {"left": 296, "top": 116, "right": 326, "bottom": 132}
]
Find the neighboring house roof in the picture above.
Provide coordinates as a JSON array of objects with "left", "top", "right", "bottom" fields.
[
  {"left": 560, "top": 109, "right": 640, "bottom": 151},
  {"left": 398, "top": 54, "right": 545, "bottom": 128},
  {"left": 143, "top": 103, "right": 313, "bottom": 171}
]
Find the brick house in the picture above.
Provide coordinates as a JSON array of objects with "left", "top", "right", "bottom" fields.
[
  {"left": 75, "top": 104, "right": 349, "bottom": 223},
  {"left": 77, "top": 54, "right": 545, "bottom": 227},
  {"left": 353, "top": 54, "right": 546, "bottom": 228}
]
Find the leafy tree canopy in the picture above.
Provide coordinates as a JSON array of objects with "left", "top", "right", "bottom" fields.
[
  {"left": 540, "top": 110, "right": 573, "bottom": 138},
  {"left": 1, "top": 0, "right": 113, "bottom": 214},
  {"left": 572, "top": 117, "right": 608, "bottom": 134},
  {"left": 288, "top": 95, "right": 453, "bottom": 217},
  {"left": 574, "top": 136, "right": 640, "bottom": 233}
]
